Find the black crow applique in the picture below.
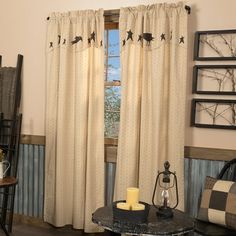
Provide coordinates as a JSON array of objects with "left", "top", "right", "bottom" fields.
[
  {"left": 143, "top": 33, "right": 154, "bottom": 45},
  {"left": 71, "top": 36, "right": 83, "bottom": 44}
]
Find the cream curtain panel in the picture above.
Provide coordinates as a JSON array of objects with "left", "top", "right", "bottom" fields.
[
  {"left": 115, "top": 3, "right": 188, "bottom": 210},
  {"left": 44, "top": 10, "right": 104, "bottom": 232}
]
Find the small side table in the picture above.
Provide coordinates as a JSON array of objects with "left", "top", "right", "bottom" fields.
[
  {"left": 92, "top": 205, "right": 194, "bottom": 235},
  {"left": 0, "top": 176, "right": 18, "bottom": 236}
]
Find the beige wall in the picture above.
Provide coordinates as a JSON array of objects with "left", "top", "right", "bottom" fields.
[{"left": 0, "top": 0, "right": 235, "bottom": 150}]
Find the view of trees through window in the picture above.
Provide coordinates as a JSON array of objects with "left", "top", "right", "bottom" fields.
[{"left": 104, "top": 29, "right": 121, "bottom": 138}]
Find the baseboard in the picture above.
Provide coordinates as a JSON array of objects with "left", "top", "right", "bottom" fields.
[{"left": 13, "top": 214, "right": 50, "bottom": 229}]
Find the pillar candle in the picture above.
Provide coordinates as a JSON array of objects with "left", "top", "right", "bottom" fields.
[
  {"left": 131, "top": 203, "right": 145, "bottom": 211},
  {"left": 126, "top": 187, "right": 139, "bottom": 205},
  {"left": 116, "top": 202, "right": 130, "bottom": 210}
]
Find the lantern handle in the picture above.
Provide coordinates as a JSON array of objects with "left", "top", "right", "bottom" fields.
[
  {"left": 152, "top": 171, "right": 161, "bottom": 209},
  {"left": 172, "top": 174, "right": 179, "bottom": 209}
]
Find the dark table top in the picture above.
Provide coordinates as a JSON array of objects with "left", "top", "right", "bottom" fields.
[
  {"left": 0, "top": 176, "right": 17, "bottom": 187},
  {"left": 92, "top": 205, "right": 194, "bottom": 235}
]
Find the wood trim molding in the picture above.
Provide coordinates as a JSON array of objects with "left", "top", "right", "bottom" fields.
[
  {"left": 19, "top": 135, "right": 236, "bottom": 162},
  {"left": 105, "top": 138, "right": 118, "bottom": 146},
  {"left": 104, "top": 9, "right": 119, "bottom": 23},
  {"left": 105, "top": 146, "right": 117, "bottom": 163},
  {"left": 104, "top": 9, "right": 119, "bottom": 29},
  {"left": 13, "top": 214, "right": 48, "bottom": 229},
  {"left": 20, "top": 135, "right": 45, "bottom": 145},
  {"left": 184, "top": 146, "right": 236, "bottom": 161}
]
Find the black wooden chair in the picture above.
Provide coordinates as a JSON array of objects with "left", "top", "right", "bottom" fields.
[
  {"left": 0, "top": 54, "right": 23, "bottom": 120},
  {"left": 194, "top": 158, "right": 236, "bottom": 236},
  {"left": 0, "top": 55, "right": 23, "bottom": 234},
  {"left": 0, "top": 114, "right": 22, "bottom": 233}
]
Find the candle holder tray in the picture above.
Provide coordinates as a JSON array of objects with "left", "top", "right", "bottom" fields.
[{"left": 112, "top": 200, "right": 150, "bottom": 223}]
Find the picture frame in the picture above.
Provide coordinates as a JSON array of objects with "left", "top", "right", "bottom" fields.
[
  {"left": 192, "top": 65, "right": 236, "bottom": 95},
  {"left": 194, "top": 29, "right": 236, "bottom": 60},
  {"left": 191, "top": 99, "right": 236, "bottom": 129}
]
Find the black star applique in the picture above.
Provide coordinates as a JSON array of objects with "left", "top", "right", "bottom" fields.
[
  {"left": 90, "top": 31, "right": 96, "bottom": 42},
  {"left": 63, "top": 39, "right": 66, "bottom": 45},
  {"left": 49, "top": 42, "right": 53, "bottom": 48},
  {"left": 179, "top": 36, "right": 184, "bottom": 44},
  {"left": 138, "top": 35, "right": 143, "bottom": 41},
  {"left": 160, "top": 33, "right": 165, "bottom": 41},
  {"left": 143, "top": 33, "right": 154, "bottom": 46},
  {"left": 122, "top": 39, "right": 126, "bottom": 46},
  {"left": 71, "top": 36, "right": 83, "bottom": 45},
  {"left": 58, "top": 35, "right": 61, "bottom": 44},
  {"left": 88, "top": 38, "right": 91, "bottom": 44},
  {"left": 127, "top": 30, "right": 133, "bottom": 41}
]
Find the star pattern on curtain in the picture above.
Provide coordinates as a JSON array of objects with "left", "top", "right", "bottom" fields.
[
  {"left": 121, "top": 30, "right": 185, "bottom": 47},
  {"left": 138, "top": 35, "right": 142, "bottom": 41},
  {"left": 58, "top": 35, "right": 61, "bottom": 44},
  {"left": 49, "top": 32, "right": 103, "bottom": 49},
  {"left": 49, "top": 32, "right": 184, "bottom": 49},
  {"left": 179, "top": 36, "right": 184, "bottom": 44},
  {"left": 127, "top": 30, "right": 133, "bottom": 41},
  {"left": 160, "top": 33, "right": 165, "bottom": 41},
  {"left": 90, "top": 31, "right": 96, "bottom": 42}
]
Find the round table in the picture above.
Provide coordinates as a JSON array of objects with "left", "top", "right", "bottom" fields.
[
  {"left": 0, "top": 176, "right": 18, "bottom": 236},
  {"left": 92, "top": 205, "right": 194, "bottom": 235}
]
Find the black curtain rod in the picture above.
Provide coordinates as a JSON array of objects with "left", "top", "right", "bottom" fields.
[{"left": 47, "top": 5, "right": 191, "bottom": 20}]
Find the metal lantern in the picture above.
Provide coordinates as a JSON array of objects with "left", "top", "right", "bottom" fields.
[{"left": 152, "top": 161, "right": 179, "bottom": 218}]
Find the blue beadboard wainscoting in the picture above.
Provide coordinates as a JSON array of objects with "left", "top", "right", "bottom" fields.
[
  {"left": 184, "top": 158, "right": 226, "bottom": 218},
  {"left": 14, "top": 144, "right": 118, "bottom": 218},
  {"left": 14, "top": 144, "right": 228, "bottom": 219}
]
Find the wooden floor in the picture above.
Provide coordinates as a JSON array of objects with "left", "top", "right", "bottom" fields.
[{"left": 0, "top": 223, "right": 108, "bottom": 236}]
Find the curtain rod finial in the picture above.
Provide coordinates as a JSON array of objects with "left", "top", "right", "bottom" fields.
[{"left": 185, "top": 5, "right": 191, "bottom": 15}]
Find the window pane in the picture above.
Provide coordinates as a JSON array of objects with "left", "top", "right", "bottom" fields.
[
  {"left": 104, "top": 28, "right": 121, "bottom": 139},
  {"left": 107, "top": 57, "right": 120, "bottom": 82},
  {"left": 105, "top": 87, "right": 121, "bottom": 138},
  {"left": 108, "top": 30, "right": 119, "bottom": 56}
]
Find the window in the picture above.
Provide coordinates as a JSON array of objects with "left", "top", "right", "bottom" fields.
[{"left": 104, "top": 22, "right": 121, "bottom": 143}]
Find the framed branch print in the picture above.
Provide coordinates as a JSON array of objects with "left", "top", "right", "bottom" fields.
[
  {"left": 191, "top": 99, "right": 236, "bottom": 129},
  {"left": 192, "top": 65, "right": 236, "bottom": 95},
  {"left": 194, "top": 29, "right": 236, "bottom": 60}
]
